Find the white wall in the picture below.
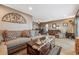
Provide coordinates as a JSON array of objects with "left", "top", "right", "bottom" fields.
[
  {"left": 0, "top": 23, "right": 32, "bottom": 30},
  {"left": 0, "top": 5, "right": 32, "bottom": 31},
  {"left": 40, "top": 18, "right": 74, "bottom": 33}
]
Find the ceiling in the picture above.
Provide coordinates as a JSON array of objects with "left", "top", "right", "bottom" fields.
[{"left": 4, "top": 4, "right": 79, "bottom": 22}]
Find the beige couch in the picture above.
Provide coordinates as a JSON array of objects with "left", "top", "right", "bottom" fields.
[
  {"left": 0, "top": 30, "right": 47, "bottom": 55},
  {"left": 0, "top": 30, "right": 31, "bottom": 54}
]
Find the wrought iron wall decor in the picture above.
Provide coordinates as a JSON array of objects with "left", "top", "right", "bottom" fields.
[{"left": 2, "top": 13, "right": 26, "bottom": 24}]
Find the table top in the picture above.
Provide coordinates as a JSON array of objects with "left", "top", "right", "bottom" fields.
[{"left": 27, "top": 36, "right": 53, "bottom": 50}]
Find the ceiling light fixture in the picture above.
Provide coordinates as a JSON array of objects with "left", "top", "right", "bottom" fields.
[{"left": 28, "top": 6, "right": 32, "bottom": 10}]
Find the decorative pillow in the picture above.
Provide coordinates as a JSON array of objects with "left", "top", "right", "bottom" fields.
[
  {"left": 20, "top": 30, "right": 30, "bottom": 37},
  {"left": 7, "top": 31, "right": 21, "bottom": 38},
  {"left": 2, "top": 30, "right": 21, "bottom": 41},
  {"left": 2, "top": 30, "right": 8, "bottom": 41}
]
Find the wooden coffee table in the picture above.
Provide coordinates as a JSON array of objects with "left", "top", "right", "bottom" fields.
[{"left": 27, "top": 38, "right": 53, "bottom": 55}]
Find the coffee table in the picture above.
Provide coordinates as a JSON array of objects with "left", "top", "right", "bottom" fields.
[{"left": 27, "top": 38, "right": 53, "bottom": 55}]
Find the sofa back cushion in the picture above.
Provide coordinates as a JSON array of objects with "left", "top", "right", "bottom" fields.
[
  {"left": 2, "top": 30, "right": 31, "bottom": 41},
  {"left": 7, "top": 31, "right": 21, "bottom": 38},
  {"left": 0, "top": 33, "right": 3, "bottom": 42}
]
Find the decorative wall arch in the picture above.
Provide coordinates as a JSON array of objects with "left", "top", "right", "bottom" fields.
[{"left": 2, "top": 13, "right": 26, "bottom": 24}]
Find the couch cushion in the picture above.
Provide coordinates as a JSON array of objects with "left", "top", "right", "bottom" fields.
[
  {"left": 7, "top": 37, "right": 31, "bottom": 48},
  {"left": 7, "top": 31, "right": 21, "bottom": 39},
  {"left": 0, "top": 33, "right": 3, "bottom": 41},
  {"left": 2, "top": 30, "right": 31, "bottom": 41}
]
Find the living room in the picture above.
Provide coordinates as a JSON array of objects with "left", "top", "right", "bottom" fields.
[{"left": 0, "top": 4, "right": 79, "bottom": 55}]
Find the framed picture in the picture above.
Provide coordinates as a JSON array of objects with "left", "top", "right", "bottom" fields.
[
  {"left": 63, "top": 23, "right": 68, "bottom": 26},
  {"left": 52, "top": 23, "right": 57, "bottom": 28}
]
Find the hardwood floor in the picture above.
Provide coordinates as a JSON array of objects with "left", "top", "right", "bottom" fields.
[
  {"left": 10, "top": 38, "right": 75, "bottom": 55},
  {"left": 54, "top": 38, "right": 76, "bottom": 55}
]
